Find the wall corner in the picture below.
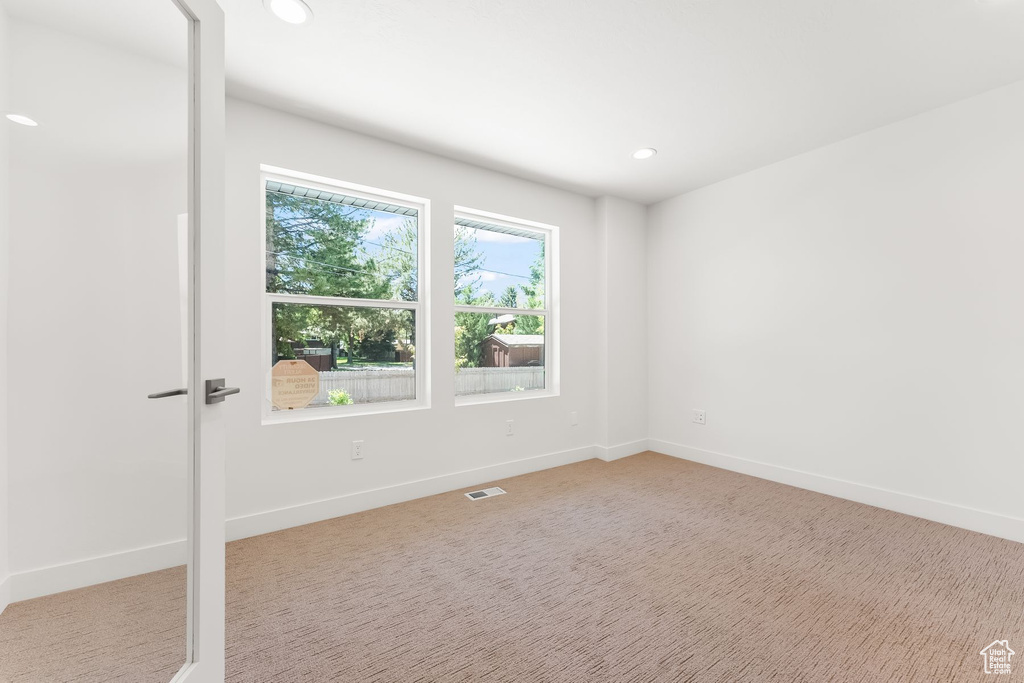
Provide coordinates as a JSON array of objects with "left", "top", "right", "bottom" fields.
[{"left": 594, "top": 195, "right": 649, "bottom": 454}]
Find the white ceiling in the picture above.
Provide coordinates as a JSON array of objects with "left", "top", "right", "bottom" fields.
[{"left": 7, "top": 0, "right": 1024, "bottom": 203}]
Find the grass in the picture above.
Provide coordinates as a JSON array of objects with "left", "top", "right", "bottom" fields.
[
  {"left": 280, "top": 355, "right": 413, "bottom": 370},
  {"left": 329, "top": 356, "right": 412, "bottom": 369}
]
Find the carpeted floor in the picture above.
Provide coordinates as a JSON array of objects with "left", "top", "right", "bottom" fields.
[
  {"left": 2, "top": 452, "right": 1023, "bottom": 682},
  {"left": 0, "top": 566, "right": 187, "bottom": 682}
]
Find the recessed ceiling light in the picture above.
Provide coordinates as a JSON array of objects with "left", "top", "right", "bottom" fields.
[
  {"left": 5, "top": 113, "right": 38, "bottom": 127},
  {"left": 632, "top": 148, "right": 657, "bottom": 160},
  {"left": 264, "top": 0, "right": 313, "bottom": 25}
]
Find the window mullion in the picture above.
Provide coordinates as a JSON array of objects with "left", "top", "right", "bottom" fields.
[
  {"left": 269, "top": 292, "right": 419, "bottom": 311},
  {"left": 454, "top": 305, "right": 547, "bottom": 316}
]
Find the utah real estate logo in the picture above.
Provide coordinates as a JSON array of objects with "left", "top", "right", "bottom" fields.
[{"left": 979, "top": 640, "right": 1015, "bottom": 675}]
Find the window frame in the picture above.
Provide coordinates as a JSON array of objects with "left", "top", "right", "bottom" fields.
[
  {"left": 453, "top": 205, "right": 559, "bottom": 406},
  {"left": 260, "top": 165, "right": 431, "bottom": 424}
]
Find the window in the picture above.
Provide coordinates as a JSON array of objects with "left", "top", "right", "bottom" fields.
[
  {"left": 454, "top": 208, "right": 557, "bottom": 401},
  {"left": 262, "top": 167, "right": 427, "bottom": 420}
]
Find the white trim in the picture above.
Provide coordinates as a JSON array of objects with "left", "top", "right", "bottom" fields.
[
  {"left": 270, "top": 292, "right": 419, "bottom": 311},
  {"left": 453, "top": 304, "right": 548, "bottom": 316},
  {"left": 454, "top": 388, "right": 558, "bottom": 406},
  {"left": 453, "top": 205, "right": 559, "bottom": 401},
  {"left": 8, "top": 540, "right": 187, "bottom": 604},
  {"left": 260, "top": 165, "right": 431, "bottom": 423},
  {"left": 0, "top": 575, "right": 10, "bottom": 615},
  {"left": 261, "top": 400, "right": 427, "bottom": 425},
  {"left": 183, "top": 4, "right": 200, "bottom": 668},
  {"left": 453, "top": 205, "right": 559, "bottom": 235},
  {"left": 180, "top": 1, "right": 227, "bottom": 678},
  {"left": 649, "top": 440, "right": 1024, "bottom": 544},
  {"left": 5, "top": 445, "right": 600, "bottom": 601},
  {"left": 595, "top": 439, "right": 650, "bottom": 462},
  {"left": 263, "top": 164, "right": 428, "bottom": 210},
  {"left": 11, "top": 440, "right": 1023, "bottom": 605},
  {"left": 226, "top": 445, "right": 595, "bottom": 541}
]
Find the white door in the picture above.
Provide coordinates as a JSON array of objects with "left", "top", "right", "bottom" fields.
[
  {"left": 1, "top": 0, "right": 226, "bottom": 681},
  {"left": 174, "top": 0, "right": 227, "bottom": 681}
]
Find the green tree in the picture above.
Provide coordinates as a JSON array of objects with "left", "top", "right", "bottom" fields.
[
  {"left": 454, "top": 225, "right": 486, "bottom": 301},
  {"left": 516, "top": 243, "right": 545, "bottom": 335},
  {"left": 499, "top": 285, "right": 518, "bottom": 309},
  {"left": 375, "top": 217, "right": 418, "bottom": 302},
  {"left": 266, "top": 193, "right": 386, "bottom": 298},
  {"left": 267, "top": 192, "right": 392, "bottom": 366},
  {"left": 454, "top": 292, "right": 496, "bottom": 369},
  {"left": 453, "top": 226, "right": 498, "bottom": 368}
]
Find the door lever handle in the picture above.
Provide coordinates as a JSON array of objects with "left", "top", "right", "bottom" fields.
[
  {"left": 205, "top": 378, "right": 240, "bottom": 404},
  {"left": 148, "top": 388, "right": 188, "bottom": 399}
]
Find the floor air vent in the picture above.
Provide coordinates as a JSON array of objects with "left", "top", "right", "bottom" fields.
[{"left": 465, "top": 487, "right": 506, "bottom": 500}]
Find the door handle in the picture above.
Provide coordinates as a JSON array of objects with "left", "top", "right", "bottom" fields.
[
  {"left": 148, "top": 388, "right": 188, "bottom": 399},
  {"left": 205, "top": 378, "right": 240, "bottom": 404}
]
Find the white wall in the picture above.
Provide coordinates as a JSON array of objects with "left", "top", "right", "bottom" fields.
[
  {"left": 3, "top": 18, "right": 1019, "bottom": 601},
  {"left": 2, "top": 23, "right": 647, "bottom": 601},
  {"left": 6, "top": 19, "right": 190, "bottom": 600},
  {"left": 0, "top": 0, "right": 12, "bottom": 613},
  {"left": 595, "top": 197, "right": 648, "bottom": 460},
  {"left": 647, "top": 80, "right": 1024, "bottom": 542},
  {"left": 224, "top": 100, "right": 608, "bottom": 536}
]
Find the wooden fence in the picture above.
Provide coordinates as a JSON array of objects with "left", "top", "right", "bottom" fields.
[
  {"left": 315, "top": 369, "right": 415, "bottom": 405},
  {"left": 313, "top": 366, "right": 545, "bottom": 404},
  {"left": 454, "top": 367, "right": 545, "bottom": 396}
]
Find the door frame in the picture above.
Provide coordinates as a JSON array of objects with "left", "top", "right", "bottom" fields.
[{"left": 170, "top": 0, "right": 226, "bottom": 681}]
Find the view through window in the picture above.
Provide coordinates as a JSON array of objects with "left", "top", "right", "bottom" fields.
[
  {"left": 264, "top": 173, "right": 424, "bottom": 416},
  {"left": 454, "top": 212, "right": 553, "bottom": 398}
]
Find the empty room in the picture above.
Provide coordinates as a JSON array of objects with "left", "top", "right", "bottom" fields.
[{"left": 0, "top": 0, "right": 1022, "bottom": 681}]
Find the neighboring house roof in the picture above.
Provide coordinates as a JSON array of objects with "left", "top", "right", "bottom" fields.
[{"left": 484, "top": 334, "right": 545, "bottom": 347}]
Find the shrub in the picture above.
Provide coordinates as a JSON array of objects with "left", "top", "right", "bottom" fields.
[{"left": 328, "top": 389, "right": 354, "bottom": 405}]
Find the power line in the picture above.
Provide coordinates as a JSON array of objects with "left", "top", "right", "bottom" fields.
[
  {"left": 269, "top": 250, "right": 532, "bottom": 283},
  {"left": 474, "top": 268, "right": 530, "bottom": 280},
  {"left": 267, "top": 252, "right": 374, "bottom": 277},
  {"left": 359, "top": 238, "right": 415, "bottom": 256}
]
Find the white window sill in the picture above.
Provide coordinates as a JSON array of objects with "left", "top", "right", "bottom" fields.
[
  {"left": 261, "top": 400, "right": 429, "bottom": 425},
  {"left": 454, "top": 389, "right": 559, "bottom": 407}
]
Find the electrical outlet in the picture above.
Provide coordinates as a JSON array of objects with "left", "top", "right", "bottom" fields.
[
  {"left": 506, "top": 420, "right": 514, "bottom": 437},
  {"left": 570, "top": 411, "right": 579, "bottom": 427},
  {"left": 352, "top": 440, "right": 364, "bottom": 460},
  {"left": 693, "top": 409, "right": 706, "bottom": 425}
]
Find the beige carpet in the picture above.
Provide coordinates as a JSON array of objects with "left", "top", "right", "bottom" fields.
[
  {"left": 3, "top": 452, "right": 1024, "bottom": 682},
  {"left": 0, "top": 566, "right": 186, "bottom": 682}
]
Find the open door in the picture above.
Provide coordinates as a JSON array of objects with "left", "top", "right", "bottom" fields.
[
  {"left": 0, "top": 0, "right": 226, "bottom": 680},
  {"left": 174, "top": 0, "right": 227, "bottom": 681}
]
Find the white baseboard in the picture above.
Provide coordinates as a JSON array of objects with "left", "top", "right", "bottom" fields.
[
  {"left": 8, "top": 445, "right": 599, "bottom": 603},
  {"left": 227, "top": 445, "right": 597, "bottom": 541},
  {"left": 595, "top": 439, "right": 649, "bottom": 462},
  {"left": 649, "top": 439, "right": 1024, "bottom": 544},
  {"left": 0, "top": 574, "right": 10, "bottom": 615},
  {"left": 9, "top": 539, "right": 186, "bottom": 604},
  {"left": 10, "top": 440, "right": 1022, "bottom": 603}
]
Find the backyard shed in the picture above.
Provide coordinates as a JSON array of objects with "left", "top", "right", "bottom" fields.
[{"left": 480, "top": 334, "right": 545, "bottom": 368}]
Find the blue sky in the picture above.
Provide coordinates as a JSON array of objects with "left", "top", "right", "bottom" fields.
[
  {"left": 355, "top": 210, "right": 543, "bottom": 305},
  {"left": 457, "top": 226, "right": 543, "bottom": 304},
  {"left": 270, "top": 188, "right": 542, "bottom": 306}
]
